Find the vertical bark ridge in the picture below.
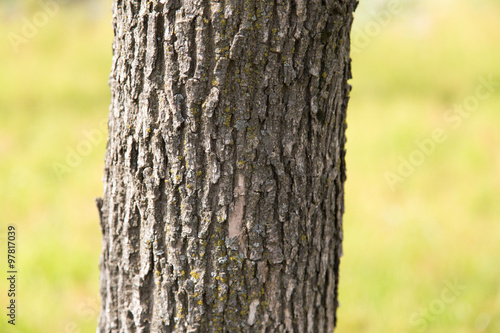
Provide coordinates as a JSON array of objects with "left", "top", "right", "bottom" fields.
[{"left": 98, "top": 0, "right": 357, "bottom": 332}]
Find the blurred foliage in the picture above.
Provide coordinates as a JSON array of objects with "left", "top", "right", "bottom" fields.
[
  {"left": 0, "top": 0, "right": 499, "bottom": 332},
  {"left": 338, "top": 0, "right": 500, "bottom": 332},
  {"left": 0, "top": 2, "right": 111, "bottom": 332}
]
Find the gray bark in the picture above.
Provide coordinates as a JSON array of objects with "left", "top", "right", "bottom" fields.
[{"left": 97, "top": 0, "right": 356, "bottom": 332}]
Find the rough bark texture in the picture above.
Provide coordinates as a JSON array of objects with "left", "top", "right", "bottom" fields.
[{"left": 97, "top": 0, "right": 356, "bottom": 332}]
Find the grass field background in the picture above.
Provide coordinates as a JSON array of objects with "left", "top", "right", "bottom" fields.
[{"left": 0, "top": 0, "right": 499, "bottom": 332}]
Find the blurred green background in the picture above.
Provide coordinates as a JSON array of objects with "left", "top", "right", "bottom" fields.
[{"left": 0, "top": 0, "right": 499, "bottom": 332}]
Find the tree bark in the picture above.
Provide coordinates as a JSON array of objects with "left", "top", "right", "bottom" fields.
[{"left": 97, "top": 0, "right": 356, "bottom": 332}]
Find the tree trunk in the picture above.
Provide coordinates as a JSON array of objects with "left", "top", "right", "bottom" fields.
[{"left": 97, "top": 0, "right": 356, "bottom": 332}]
